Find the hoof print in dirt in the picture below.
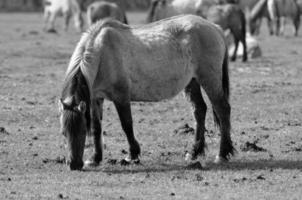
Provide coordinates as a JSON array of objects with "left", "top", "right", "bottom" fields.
[
  {"left": 186, "top": 161, "right": 204, "bottom": 170},
  {"left": 42, "top": 156, "right": 66, "bottom": 164},
  {"left": 107, "top": 159, "right": 118, "bottom": 165},
  {"left": 120, "top": 159, "right": 131, "bottom": 166},
  {"left": 0, "top": 127, "right": 9, "bottom": 135},
  {"left": 174, "top": 123, "right": 194, "bottom": 135},
  {"left": 240, "top": 141, "right": 267, "bottom": 152},
  {"left": 256, "top": 175, "right": 265, "bottom": 180},
  {"left": 58, "top": 193, "right": 69, "bottom": 199},
  {"left": 121, "top": 149, "right": 128, "bottom": 154}
]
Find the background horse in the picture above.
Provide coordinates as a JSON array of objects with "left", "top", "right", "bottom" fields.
[
  {"left": 59, "top": 15, "right": 234, "bottom": 170},
  {"left": 222, "top": 0, "right": 272, "bottom": 36},
  {"left": 267, "top": 0, "right": 300, "bottom": 36},
  {"left": 146, "top": 0, "right": 215, "bottom": 22},
  {"left": 43, "top": 0, "right": 84, "bottom": 32},
  {"left": 86, "top": 1, "right": 128, "bottom": 27},
  {"left": 207, "top": 4, "right": 247, "bottom": 62}
]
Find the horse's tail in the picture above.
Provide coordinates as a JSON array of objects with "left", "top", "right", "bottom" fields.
[
  {"left": 241, "top": 9, "right": 247, "bottom": 39},
  {"left": 222, "top": 46, "right": 230, "bottom": 101},
  {"left": 213, "top": 46, "right": 230, "bottom": 126}
]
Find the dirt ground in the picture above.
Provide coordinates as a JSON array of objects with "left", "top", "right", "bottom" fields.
[{"left": 0, "top": 12, "right": 302, "bottom": 200}]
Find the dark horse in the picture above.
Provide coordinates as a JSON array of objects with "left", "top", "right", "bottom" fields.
[
  {"left": 207, "top": 3, "right": 248, "bottom": 62},
  {"left": 59, "top": 15, "right": 234, "bottom": 170}
]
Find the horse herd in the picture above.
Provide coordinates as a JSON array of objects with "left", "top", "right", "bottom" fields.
[{"left": 44, "top": 0, "right": 302, "bottom": 170}]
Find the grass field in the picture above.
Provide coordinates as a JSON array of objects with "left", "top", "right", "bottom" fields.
[{"left": 0, "top": 12, "right": 302, "bottom": 200}]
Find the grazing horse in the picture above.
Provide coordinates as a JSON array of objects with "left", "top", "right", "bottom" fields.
[
  {"left": 146, "top": 0, "right": 215, "bottom": 22},
  {"left": 222, "top": 0, "right": 272, "bottom": 36},
  {"left": 267, "top": 0, "right": 300, "bottom": 36},
  {"left": 59, "top": 15, "right": 234, "bottom": 170},
  {"left": 207, "top": 4, "right": 247, "bottom": 62},
  {"left": 43, "top": 0, "right": 84, "bottom": 33},
  {"left": 86, "top": 1, "right": 128, "bottom": 27}
]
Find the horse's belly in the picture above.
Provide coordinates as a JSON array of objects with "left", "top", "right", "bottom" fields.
[{"left": 128, "top": 60, "right": 193, "bottom": 102}]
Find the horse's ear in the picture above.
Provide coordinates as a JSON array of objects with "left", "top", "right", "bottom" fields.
[
  {"left": 59, "top": 98, "right": 70, "bottom": 111},
  {"left": 76, "top": 101, "right": 86, "bottom": 114}
]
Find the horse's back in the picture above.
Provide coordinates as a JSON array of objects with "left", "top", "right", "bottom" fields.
[
  {"left": 87, "top": 15, "right": 227, "bottom": 101},
  {"left": 276, "top": 0, "right": 299, "bottom": 16}
]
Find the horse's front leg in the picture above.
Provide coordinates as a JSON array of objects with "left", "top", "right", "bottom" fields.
[
  {"left": 43, "top": 10, "right": 50, "bottom": 31},
  {"left": 279, "top": 16, "right": 285, "bottom": 35},
  {"left": 275, "top": 17, "right": 281, "bottom": 36},
  {"left": 114, "top": 101, "right": 141, "bottom": 164},
  {"left": 63, "top": 11, "right": 72, "bottom": 32},
  {"left": 84, "top": 98, "right": 104, "bottom": 167},
  {"left": 47, "top": 12, "right": 57, "bottom": 33}
]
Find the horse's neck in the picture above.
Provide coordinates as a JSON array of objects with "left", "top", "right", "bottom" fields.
[{"left": 250, "top": 0, "right": 267, "bottom": 21}]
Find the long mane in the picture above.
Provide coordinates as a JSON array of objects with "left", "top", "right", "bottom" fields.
[{"left": 62, "top": 19, "right": 130, "bottom": 131}]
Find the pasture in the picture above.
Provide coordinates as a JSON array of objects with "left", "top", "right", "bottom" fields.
[{"left": 0, "top": 12, "right": 302, "bottom": 199}]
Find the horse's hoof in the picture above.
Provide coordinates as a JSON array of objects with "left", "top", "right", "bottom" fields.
[
  {"left": 185, "top": 152, "right": 193, "bottom": 161},
  {"left": 83, "top": 160, "right": 99, "bottom": 168},
  {"left": 214, "top": 155, "right": 229, "bottom": 164},
  {"left": 120, "top": 156, "right": 140, "bottom": 166}
]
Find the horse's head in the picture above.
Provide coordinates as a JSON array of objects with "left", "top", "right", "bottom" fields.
[
  {"left": 59, "top": 96, "right": 88, "bottom": 170},
  {"left": 59, "top": 70, "right": 91, "bottom": 170}
]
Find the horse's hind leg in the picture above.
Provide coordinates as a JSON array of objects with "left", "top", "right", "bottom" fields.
[
  {"left": 198, "top": 78, "right": 234, "bottom": 162},
  {"left": 230, "top": 37, "right": 239, "bottom": 62},
  {"left": 114, "top": 101, "right": 141, "bottom": 164},
  {"left": 85, "top": 99, "right": 104, "bottom": 167},
  {"left": 184, "top": 79, "right": 207, "bottom": 160},
  {"left": 293, "top": 15, "right": 300, "bottom": 36},
  {"left": 211, "top": 97, "right": 234, "bottom": 163},
  {"left": 241, "top": 34, "right": 248, "bottom": 62}
]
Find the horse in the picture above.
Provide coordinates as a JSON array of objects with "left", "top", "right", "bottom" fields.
[
  {"left": 146, "top": 0, "right": 215, "bottom": 22},
  {"left": 86, "top": 1, "right": 128, "bottom": 27},
  {"left": 206, "top": 4, "right": 247, "bottom": 62},
  {"left": 43, "top": 0, "right": 84, "bottom": 33},
  {"left": 59, "top": 15, "right": 234, "bottom": 170},
  {"left": 267, "top": 0, "right": 300, "bottom": 36}
]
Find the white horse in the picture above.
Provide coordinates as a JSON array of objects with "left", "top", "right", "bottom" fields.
[
  {"left": 59, "top": 15, "right": 234, "bottom": 170},
  {"left": 86, "top": 1, "right": 128, "bottom": 27},
  {"left": 267, "top": 0, "right": 300, "bottom": 36},
  {"left": 43, "top": 0, "right": 84, "bottom": 33},
  {"left": 147, "top": 0, "right": 215, "bottom": 22}
]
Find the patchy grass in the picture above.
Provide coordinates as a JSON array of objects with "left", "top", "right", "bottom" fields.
[{"left": 0, "top": 12, "right": 302, "bottom": 200}]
